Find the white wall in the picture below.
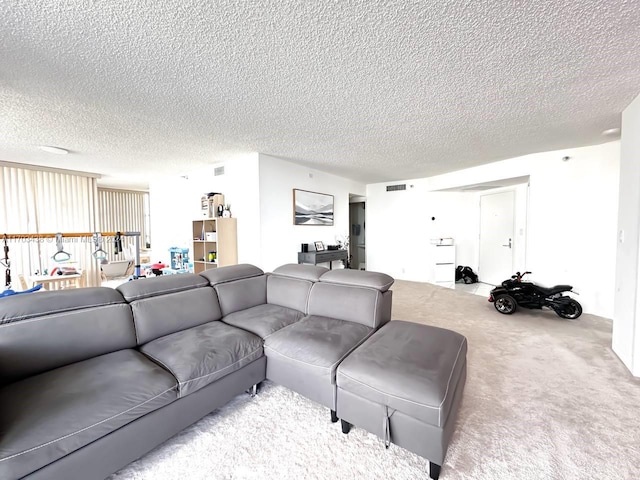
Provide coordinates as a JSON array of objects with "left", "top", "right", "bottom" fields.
[
  {"left": 149, "top": 176, "right": 192, "bottom": 265},
  {"left": 366, "top": 182, "right": 478, "bottom": 282},
  {"left": 149, "top": 152, "right": 365, "bottom": 273},
  {"left": 185, "top": 154, "right": 261, "bottom": 267},
  {"left": 258, "top": 154, "right": 366, "bottom": 272},
  {"left": 613, "top": 93, "right": 640, "bottom": 376},
  {"left": 149, "top": 153, "right": 261, "bottom": 266},
  {"left": 367, "top": 141, "right": 620, "bottom": 317}
]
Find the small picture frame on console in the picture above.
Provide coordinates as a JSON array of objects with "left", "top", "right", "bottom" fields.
[{"left": 314, "top": 241, "right": 325, "bottom": 251}]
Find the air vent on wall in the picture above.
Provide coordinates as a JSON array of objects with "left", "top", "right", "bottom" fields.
[
  {"left": 386, "top": 184, "right": 407, "bottom": 192},
  {"left": 214, "top": 166, "right": 225, "bottom": 176}
]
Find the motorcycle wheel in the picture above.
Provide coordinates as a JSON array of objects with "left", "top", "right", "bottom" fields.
[
  {"left": 494, "top": 294, "right": 517, "bottom": 314},
  {"left": 555, "top": 299, "right": 582, "bottom": 319}
]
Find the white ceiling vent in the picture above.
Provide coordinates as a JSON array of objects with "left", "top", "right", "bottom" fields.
[
  {"left": 214, "top": 166, "right": 225, "bottom": 176},
  {"left": 386, "top": 184, "right": 407, "bottom": 192}
]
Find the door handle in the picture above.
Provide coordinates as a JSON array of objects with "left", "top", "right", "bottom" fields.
[{"left": 502, "top": 238, "right": 512, "bottom": 248}]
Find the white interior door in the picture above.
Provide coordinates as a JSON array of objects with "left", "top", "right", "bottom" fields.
[{"left": 479, "top": 191, "right": 515, "bottom": 285}]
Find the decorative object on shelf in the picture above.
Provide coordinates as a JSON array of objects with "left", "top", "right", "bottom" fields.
[
  {"left": 301, "top": 243, "right": 309, "bottom": 252},
  {"left": 293, "top": 189, "right": 334, "bottom": 226},
  {"left": 201, "top": 193, "right": 225, "bottom": 218},
  {"left": 335, "top": 234, "right": 349, "bottom": 251},
  {"left": 222, "top": 204, "right": 232, "bottom": 218},
  {"left": 201, "top": 194, "right": 214, "bottom": 218},
  {"left": 335, "top": 234, "right": 351, "bottom": 268},
  {"left": 314, "top": 241, "right": 325, "bottom": 251}
]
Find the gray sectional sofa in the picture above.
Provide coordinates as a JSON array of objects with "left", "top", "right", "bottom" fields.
[{"left": 0, "top": 263, "right": 466, "bottom": 480}]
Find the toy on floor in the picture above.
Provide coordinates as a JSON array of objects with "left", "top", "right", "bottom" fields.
[
  {"left": 1, "top": 284, "right": 44, "bottom": 297},
  {"left": 489, "top": 271, "right": 582, "bottom": 319}
]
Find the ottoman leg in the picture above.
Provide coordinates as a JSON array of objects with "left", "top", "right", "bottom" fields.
[
  {"left": 330, "top": 410, "right": 338, "bottom": 423},
  {"left": 340, "top": 419, "right": 351, "bottom": 434},
  {"left": 429, "top": 462, "right": 441, "bottom": 480}
]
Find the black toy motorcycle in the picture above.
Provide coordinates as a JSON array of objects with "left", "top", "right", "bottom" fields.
[{"left": 488, "top": 271, "right": 582, "bottom": 319}]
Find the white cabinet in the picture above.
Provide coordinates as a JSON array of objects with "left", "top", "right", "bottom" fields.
[{"left": 428, "top": 244, "right": 456, "bottom": 289}]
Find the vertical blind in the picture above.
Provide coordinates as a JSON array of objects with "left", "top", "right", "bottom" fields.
[
  {"left": 0, "top": 164, "right": 101, "bottom": 287},
  {"left": 97, "top": 188, "right": 147, "bottom": 262}
]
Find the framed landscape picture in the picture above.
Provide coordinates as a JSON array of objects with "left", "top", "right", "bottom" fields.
[{"left": 293, "top": 189, "right": 334, "bottom": 226}]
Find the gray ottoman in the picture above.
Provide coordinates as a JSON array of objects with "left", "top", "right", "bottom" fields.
[{"left": 336, "top": 320, "right": 467, "bottom": 480}]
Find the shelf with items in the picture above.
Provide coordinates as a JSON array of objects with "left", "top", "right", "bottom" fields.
[{"left": 191, "top": 218, "right": 237, "bottom": 274}]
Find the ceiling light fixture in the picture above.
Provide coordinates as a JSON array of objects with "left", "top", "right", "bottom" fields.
[
  {"left": 38, "top": 145, "right": 69, "bottom": 155},
  {"left": 602, "top": 128, "right": 621, "bottom": 137}
]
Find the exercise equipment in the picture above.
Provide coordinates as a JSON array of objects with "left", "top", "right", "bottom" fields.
[
  {"left": 92, "top": 233, "right": 108, "bottom": 261},
  {"left": 1, "top": 231, "right": 143, "bottom": 280},
  {"left": 2, "top": 234, "right": 11, "bottom": 289},
  {"left": 52, "top": 233, "right": 71, "bottom": 262},
  {"left": 1, "top": 234, "right": 44, "bottom": 295}
]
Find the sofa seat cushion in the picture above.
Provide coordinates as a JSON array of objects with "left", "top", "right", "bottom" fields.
[
  {"left": 0, "top": 349, "right": 177, "bottom": 480},
  {"left": 140, "top": 321, "right": 263, "bottom": 398},
  {"left": 264, "top": 315, "right": 373, "bottom": 384},
  {"left": 222, "top": 304, "right": 304, "bottom": 339},
  {"left": 336, "top": 321, "right": 467, "bottom": 427}
]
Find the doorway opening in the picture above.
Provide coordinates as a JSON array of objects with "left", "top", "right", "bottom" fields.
[
  {"left": 349, "top": 195, "right": 366, "bottom": 270},
  {"left": 433, "top": 176, "right": 529, "bottom": 294}
]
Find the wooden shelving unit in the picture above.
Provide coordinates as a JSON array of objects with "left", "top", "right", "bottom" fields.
[{"left": 191, "top": 218, "right": 238, "bottom": 274}]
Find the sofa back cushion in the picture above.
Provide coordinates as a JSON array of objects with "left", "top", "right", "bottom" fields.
[
  {"left": 307, "top": 282, "right": 393, "bottom": 329},
  {"left": 117, "top": 273, "right": 209, "bottom": 301},
  {"left": 271, "top": 263, "right": 328, "bottom": 282},
  {"left": 267, "top": 275, "right": 312, "bottom": 313},
  {"left": 117, "top": 274, "right": 222, "bottom": 345},
  {"left": 319, "top": 269, "right": 394, "bottom": 292},
  {"left": 199, "top": 264, "right": 264, "bottom": 286},
  {"left": 0, "top": 287, "right": 136, "bottom": 385},
  {"left": 214, "top": 275, "right": 267, "bottom": 316}
]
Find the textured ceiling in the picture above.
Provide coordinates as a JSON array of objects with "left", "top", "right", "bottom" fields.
[{"left": 1, "top": 0, "right": 638, "bottom": 185}]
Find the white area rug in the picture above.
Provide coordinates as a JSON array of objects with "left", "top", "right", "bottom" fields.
[
  {"left": 109, "top": 280, "right": 640, "bottom": 480},
  {"left": 109, "top": 381, "right": 431, "bottom": 480}
]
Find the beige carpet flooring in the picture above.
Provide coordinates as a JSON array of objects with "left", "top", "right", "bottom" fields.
[
  {"left": 110, "top": 281, "right": 640, "bottom": 479},
  {"left": 394, "top": 280, "right": 640, "bottom": 479}
]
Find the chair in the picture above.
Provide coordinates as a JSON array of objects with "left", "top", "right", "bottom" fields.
[{"left": 18, "top": 274, "right": 29, "bottom": 291}]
